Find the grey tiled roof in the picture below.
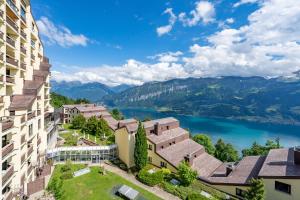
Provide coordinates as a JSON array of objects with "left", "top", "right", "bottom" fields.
[{"left": 258, "top": 148, "right": 300, "bottom": 177}]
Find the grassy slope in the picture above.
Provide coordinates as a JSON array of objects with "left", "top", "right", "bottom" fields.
[{"left": 51, "top": 166, "right": 162, "bottom": 200}]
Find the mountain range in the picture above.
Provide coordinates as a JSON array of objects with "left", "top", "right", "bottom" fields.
[
  {"left": 102, "top": 76, "right": 300, "bottom": 125},
  {"left": 51, "top": 77, "right": 300, "bottom": 125},
  {"left": 50, "top": 80, "right": 132, "bottom": 101}
]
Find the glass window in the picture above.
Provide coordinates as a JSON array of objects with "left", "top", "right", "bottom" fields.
[{"left": 275, "top": 181, "right": 291, "bottom": 194}]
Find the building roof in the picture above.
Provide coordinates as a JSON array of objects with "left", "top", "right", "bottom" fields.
[
  {"left": 143, "top": 117, "right": 178, "bottom": 128},
  {"left": 33, "top": 69, "right": 49, "bottom": 77},
  {"left": 258, "top": 148, "right": 300, "bottom": 178},
  {"left": 23, "top": 80, "right": 44, "bottom": 90},
  {"left": 118, "top": 119, "right": 139, "bottom": 133},
  {"left": 75, "top": 105, "right": 106, "bottom": 113},
  {"left": 9, "top": 95, "right": 36, "bottom": 110},
  {"left": 147, "top": 127, "right": 188, "bottom": 144},
  {"left": 62, "top": 104, "right": 95, "bottom": 109},
  {"left": 103, "top": 116, "right": 119, "bottom": 130},
  {"left": 192, "top": 153, "right": 223, "bottom": 177},
  {"left": 202, "top": 156, "right": 266, "bottom": 185},
  {"left": 157, "top": 139, "right": 204, "bottom": 167}
]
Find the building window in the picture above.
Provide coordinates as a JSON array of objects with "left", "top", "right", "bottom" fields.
[
  {"left": 275, "top": 181, "right": 291, "bottom": 194},
  {"left": 236, "top": 188, "right": 246, "bottom": 197},
  {"left": 167, "top": 126, "right": 169, "bottom": 130},
  {"left": 150, "top": 130, "right": 155, "bottom": 134},
  {"left": 29, "top": 124, "right": 33, "bottom": 136},
  {"left": 160, "top": 161, "right": 167, "bottom": 168},
  {"left": 148, "top": 157, "right": 152, "bottom": 163},
  {"left": 38, "top": 119, "right": 41, "bottom": 129},
  {"left": 148, "top": 144, "right": 152, "bottom": 150}
]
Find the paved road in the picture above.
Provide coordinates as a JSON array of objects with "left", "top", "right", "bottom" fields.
[{"left": 102, "top": 163, "right": 181, "bottom": 200}]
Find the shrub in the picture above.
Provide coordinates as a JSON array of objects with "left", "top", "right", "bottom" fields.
[
  {"left": 161, "top": 168, "right": 171, "bottom": 177},
  {"left": 60, "top": 171, "right": 73, "bottom": 180},
  {"left": 98, "top": 166, "right": 105, "bottom": 175},
  {"left": 138, "top": 168, "right": 164, "bottom": 186},
  {"left": 177, "top": 162, "right": 198, "bottom": 186},
  {"left": 160, "top": 181, "right": 192, "bottom": 199},
  {"left": 186, "top": 193, "right": 208, "bottom": 200},
  {"left": 60, "top": 160, "right": 72, "bottom": 173}
]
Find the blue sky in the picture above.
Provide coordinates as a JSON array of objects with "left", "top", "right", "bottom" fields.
[{"left": 31, "top": 0, "right": 300, "bottom": 86}]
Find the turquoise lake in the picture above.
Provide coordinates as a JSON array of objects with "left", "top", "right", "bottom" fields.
[{"left": 120, "top": 108, "right": 300, "bottom": 151}]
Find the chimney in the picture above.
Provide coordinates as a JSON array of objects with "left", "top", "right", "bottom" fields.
[
  {"left": 226, "top": 164, "right": 235, "bottom": 176},
  {"left": 294, "top": 146, "right": 300, "bottom": 165},
  {"left": 154, "top": 122, "right": 162, "bottom": 135},
  {"left": 184, "top": 154, "right": 194, "bottom": 166}
]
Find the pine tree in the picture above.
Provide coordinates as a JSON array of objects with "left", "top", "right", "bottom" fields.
[
  {"left": 245, "top": 178, "right": 265, "bottom": 200},
  {"left": 134, "top": 121, "right": 148, "bottom": 170}
]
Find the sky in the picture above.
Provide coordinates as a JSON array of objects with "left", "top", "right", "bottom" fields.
[{"left": 31, "top": 0, "right": 300, "bottom": 86}]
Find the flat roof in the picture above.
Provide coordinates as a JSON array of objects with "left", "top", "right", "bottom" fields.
[{"left": 259, "top": 148, "right": 300, "bottom": 178}]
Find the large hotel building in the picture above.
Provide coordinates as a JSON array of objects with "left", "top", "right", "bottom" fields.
[{"left": 0, "top": 0, "right": 56, "bottom": 199}]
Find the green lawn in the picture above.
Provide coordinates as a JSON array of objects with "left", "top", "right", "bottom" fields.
[{"left": 50, "top": 165, "right": 162, "bottom": 200}]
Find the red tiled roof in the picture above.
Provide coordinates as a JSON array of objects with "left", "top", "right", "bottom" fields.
[{"left": 147, "top": 127, "right": 188, "bottom": 144}]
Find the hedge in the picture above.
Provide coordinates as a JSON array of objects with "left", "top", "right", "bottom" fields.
[{"left": 137, "top": 168, "right": 164, "bottom": 186}]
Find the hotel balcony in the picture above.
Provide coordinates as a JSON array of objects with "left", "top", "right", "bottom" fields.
[
  {"left": 37, "top": 109, "right": 41, "bottom": 116},
  {"left": 2, "top": 165, "right": 14, "bottom": 185},
  {"left": 31, "top": 54, "right": 35, "bottom": 60},
  {"left": 21, "top": 45, "right": 26, "bottom": 54},
  {"left": 20, "top": 114, "right": 26, "bottom": 123},
  {"left": 0, "top": 30, "right": 4, "bottom": 41},
  {"left": 27, "top": 144, "right": 33, "bottom": 157},
  {"left": 21, "top": 153, "right": 26, "bottom": 165},
  {"left": 6, "top": 36, "right": 15, "bottom": 48},
  {"left": 6, "top": 55, "right": 19, "bottom": 67},
  {"left": 1, "top": 119, "right": 14, "bottom": 132},
  {"left": 45, "top": 95, "right": 49, "bottom": 100},
  {"left": 6, "top": 16, "right": 18, "bottom": 32},
  {"left": 37, "top": 136, "right": 41, "bottom": 145},
  {"left": 0, "top": 96, "right": 3, "bottom": 105},
  {"left": 6, "top": 75, "right": 15, "bottom": 84},
  {"left": 27, "top": 163, "right": 33, "bottom": 175},
  {"left": 21, "top": 29, "right": 27, "bottom": 39},
  {"left": 21, "top": 62, "right": 26, "bottom": 70},
  {"left": 21, "top": 134, "right": 26, "bottom": 145},
  {"left": 0, "top": 10, "right": 3, "bottom": 20},
  {"left": 27, "top": 111, "right": 36, "bottom": 120},
  {"left": 2, "top": 142, "right": 14, "bottom": 158},
  {"left": 2, "top": 189, "right": 13, "bottom": 200},
  {"left": 6, "top": 0, "right": 19, "bottom": 16},
  {"left": 37, "top": 95, "right": 41, "bottom": 100},
  {"left": 31, "top": 40, "right": 35, "bottom": 49}
]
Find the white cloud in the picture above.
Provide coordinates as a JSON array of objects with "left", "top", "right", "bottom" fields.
[
  {"left": 183, "top": 0, "right": 300, "bottom": 78},
  {"left": 179, "top": 1, "right": 215, "bottom": 26},
  {"left": 37, "top": 17, "right": 89, "bottom": 47},
  {"left": 156, "top": 8, "right": 177, "bottom": 36},
  {"left": 233, "top": 0, "right": 261, "bottom": 8},
  {"left": 149, "top": 51, "right": 183, "bottom": 63},
  {"left": 226, "top": 18, "right": 234, "bottom": 24},
  {"left": 52, "top": 0, "right": 300, "bottom": 86},
  {"left": 52, "top": 59, "right": 188, "bottom": 86}
]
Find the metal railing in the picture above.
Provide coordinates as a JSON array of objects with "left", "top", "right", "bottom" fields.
[
  {"left": 27, "top": 111, "right": 36, "bottom": 120},
  {"left": 20, "top": 45, "right": 26, "bottom": 54},
  {"left": 21, "top": 62, "right": 26, "bottom": 70},
  {"left": 27, "top": 145, "right": 33, "bottom": 157},
  {"left": 21, "top": 30, "right": 26, "bottom": 38}
]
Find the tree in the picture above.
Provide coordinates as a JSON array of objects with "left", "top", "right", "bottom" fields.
[
  {"left": 71, "top": 114, "right": 86, "bottom": 129},
  {"left": 245, "top": 178, "right": 265, "bottom": 200},
  {"left": 98, "top": 118, "right": 113, "bottom": 138},
  {"left": 134, "top": 121, "right": 148, "bottom": 170},
  {"left": 81, "top": 116, "right": 99, "bottom": 136},
  {"left": 110, "top": 109, "right": 124, "bottom": 120},
  {"left": 193, "top": 134, "right": 215, "bottom": 155},
  {"left": 242, "top": 139, "right": 281, "bottom": 157},
  {"left": 214, "top": 139, "right": 239, "bottom": 162},
  {"left": 177, "top": 161, "right": 198, "bottom": 186}
]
